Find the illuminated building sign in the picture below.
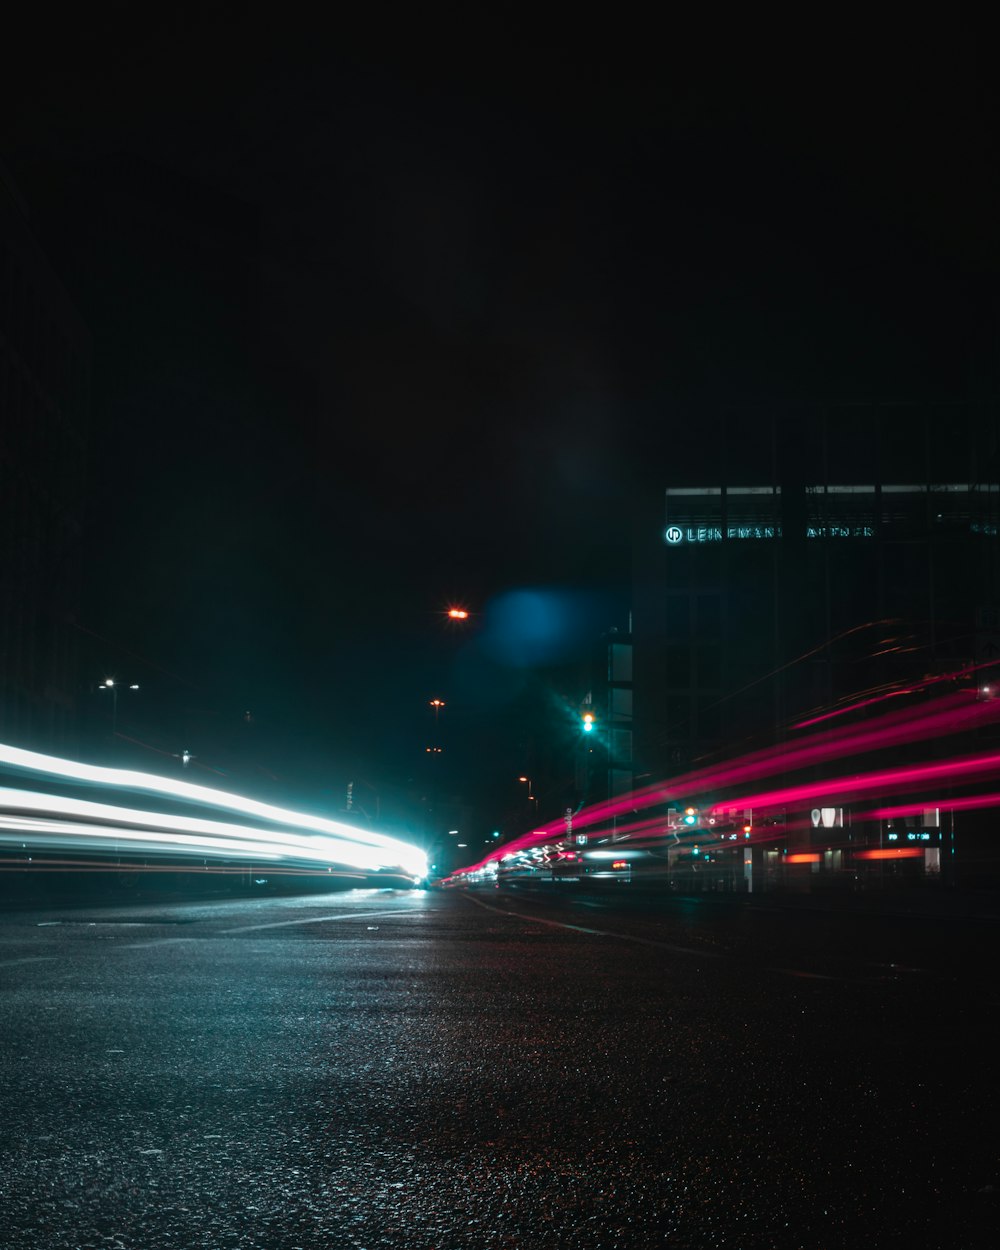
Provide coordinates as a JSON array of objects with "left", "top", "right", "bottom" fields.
[
  {"left": 664, "top": 525, "right": 873, "bottom": 545},
  {"left": 665, "top": 482, "right": 992, "bottom": 546},
  {"left": 664, "top": 526, "right": 779, "bottom": 544}
]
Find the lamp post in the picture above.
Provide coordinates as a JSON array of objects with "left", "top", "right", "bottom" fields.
[
  {"left": 427, "top": 699, "right": 446, "bottom": 755},
  {"left": 424, "top": 701, "right": 447, "bottom": 844},
  {"left": 518, "top": 775, "right": 538, "bottom": 812},
  {"left": 99, "top": 678, "right": 139, "bottom": 738}
]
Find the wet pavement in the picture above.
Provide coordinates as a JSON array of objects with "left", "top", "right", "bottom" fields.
[{"left": 1, "top": 885, "right": 997, "bottom": 1248}]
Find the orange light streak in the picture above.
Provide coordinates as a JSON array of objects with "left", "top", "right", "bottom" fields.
[{"left": 854, "top": 848, "right": 925, "bottom": 861}]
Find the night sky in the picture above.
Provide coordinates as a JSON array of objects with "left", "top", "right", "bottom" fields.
[{"left": 4, "top": 20, "right": 998, "bottom": 831}]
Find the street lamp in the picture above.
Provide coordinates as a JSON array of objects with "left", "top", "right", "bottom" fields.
[
  {"left": 99, "top": 678, "right": 139, "bottom": 738},
  {"left": 518, "top": 776, "right": 538, "bottom": 811},
  {"left": 426, "top": 699, "right": 447, "bottom": 757}
]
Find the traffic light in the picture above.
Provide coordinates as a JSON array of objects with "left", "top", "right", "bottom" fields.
[
  {"left": 682, "top": 806, "right": 698, "bottom": 826},
  {"left": 582, "top": 710, "right": 596, "bottom": 733}
]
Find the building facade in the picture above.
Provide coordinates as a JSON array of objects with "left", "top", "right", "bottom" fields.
[
  {"left": 632, "top": 406, "right": 1000, "bottom": 887},
  {"left": 0, "top": 164, "right": 90, "bottom": 752}
]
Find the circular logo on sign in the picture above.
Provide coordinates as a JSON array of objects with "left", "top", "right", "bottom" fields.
[{"left": 665, "top": 525, "right": 684, "bottom": 545}]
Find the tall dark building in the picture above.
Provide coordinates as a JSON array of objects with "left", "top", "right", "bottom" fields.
[
  {"left": 634, "top": 406, "right": 1000, "bottom": 769},
  {"left": 31, "top": 155, "right": 264, "bottom": 769},
  {"left": 0, "top": 163, "right": 90, "bottom": 752},
  {"left": 632, "top": 406, "right": 1000, "bottom": 885}
]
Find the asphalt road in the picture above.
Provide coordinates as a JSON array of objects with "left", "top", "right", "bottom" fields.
[{"left": 1, "top": 884, "right": 997, "bottom": 1249}]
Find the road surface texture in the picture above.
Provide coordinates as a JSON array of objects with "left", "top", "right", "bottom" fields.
[{"left": 1, "top": 883, "right": 997, "bottom": 1249}]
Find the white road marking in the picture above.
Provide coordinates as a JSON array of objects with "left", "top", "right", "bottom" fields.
[
  {"left": 219, "top": 907, "right": 421, "bottom": 934},
  {"left": 462, "top": 892, "right": 718, "bottom": 957},
  {"left": 3, "top": 905, "right": 429, "bottom": 956}
]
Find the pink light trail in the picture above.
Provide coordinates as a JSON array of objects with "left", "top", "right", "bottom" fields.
[{"left": 452, "top": 677, "right": 1000, "bottom": 879}]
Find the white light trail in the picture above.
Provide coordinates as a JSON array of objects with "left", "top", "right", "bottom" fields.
[{"left": 0, "top": 743, "right": 428, "bottom": 879}]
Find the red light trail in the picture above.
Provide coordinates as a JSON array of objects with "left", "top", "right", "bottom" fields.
[{"left": 453, "top": 672, "right": 1000, "bottom": 881}]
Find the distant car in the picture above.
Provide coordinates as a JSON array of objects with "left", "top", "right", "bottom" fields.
[{"left": 584, "top": 856, "right": 632, "bottom": 883}]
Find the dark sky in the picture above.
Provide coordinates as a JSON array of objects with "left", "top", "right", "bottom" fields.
[{"left": 4, "top": 18, "right": 999, "bottom": 826}]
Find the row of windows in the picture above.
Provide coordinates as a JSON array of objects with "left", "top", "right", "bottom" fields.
[{"left": 665, "top": 408, "right": 985, "bottom": 486}]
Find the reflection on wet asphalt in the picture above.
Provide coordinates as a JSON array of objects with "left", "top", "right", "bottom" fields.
[{"left": 1, "top": 886, "right": 997, "bottom": 1248}]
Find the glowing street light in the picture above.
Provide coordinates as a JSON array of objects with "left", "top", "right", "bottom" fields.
[
  {"left": 446, "top": 607, "right": 469, "bottom": 620},
  {"left": 518, "top": 775, "right": 538, "bottom": 810}
]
